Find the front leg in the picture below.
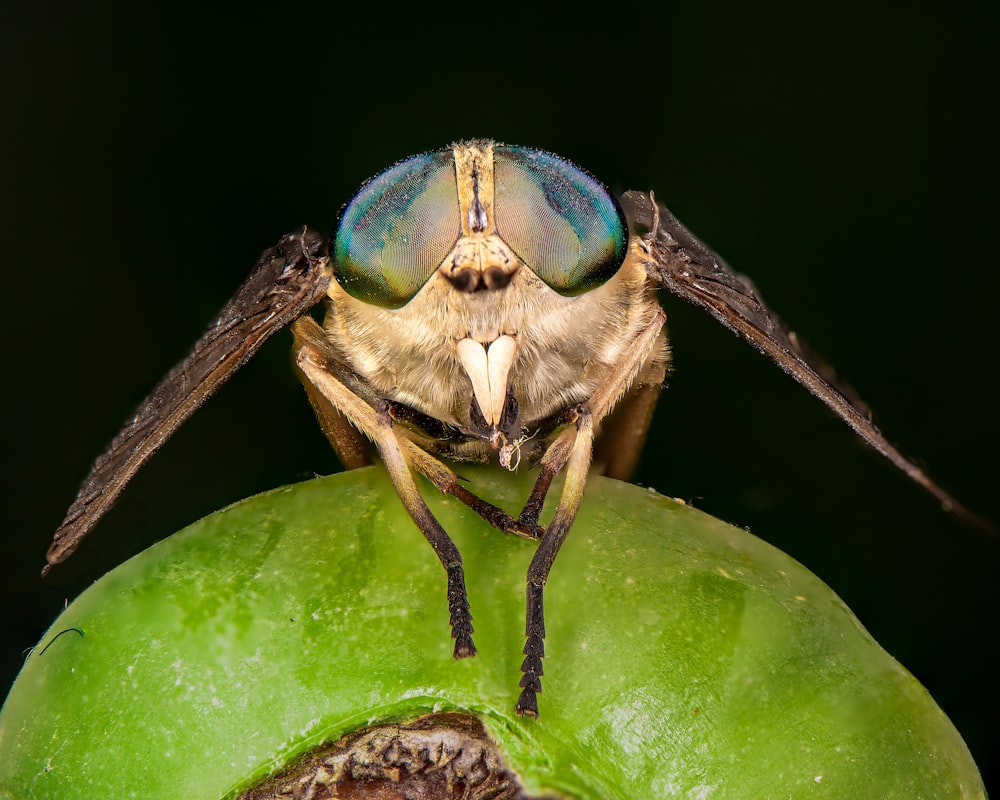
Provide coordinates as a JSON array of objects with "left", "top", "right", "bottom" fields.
[
  {"left": 374, "top": 401, "right": 476, "bottom": 658},
  {"left": 295, "top": 342, "right": 475, "bottom": 658},
  {"left": 516, "top": 408, "right": 594, "bottom": 717},
  {"left": 516, "top": 304, "right": 667, "bottom": 717}
]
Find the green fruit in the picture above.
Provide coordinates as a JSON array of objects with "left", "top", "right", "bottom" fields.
[{"left": 0, "top": 467, "right": 985, "bottom": 798}]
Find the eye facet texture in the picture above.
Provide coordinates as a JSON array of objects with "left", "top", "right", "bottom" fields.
[
  {"left": 494, "top": 147, "right": 627, "bottom": 295},
  {"left": 334, "top": 151, "right": 460, "bottom": 308},
  {"left": 333, "top": 145, "right": 628, "bottom": 307}
]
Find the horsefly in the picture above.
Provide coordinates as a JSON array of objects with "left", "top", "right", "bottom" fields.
[{"left": 45, "top": 140, "right": 984, "bottom": 717}]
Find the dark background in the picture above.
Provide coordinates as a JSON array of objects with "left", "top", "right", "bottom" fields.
[{"left": 2, "top": 1, "right": 997, "bottom": 792}]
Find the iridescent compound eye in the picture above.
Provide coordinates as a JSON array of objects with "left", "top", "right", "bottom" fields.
[
  {"left": 493, "top": 147, "right": 627, "bottom": 295},
  {"left": 334, "top": 151, "right": 460, "bottom": 308}
]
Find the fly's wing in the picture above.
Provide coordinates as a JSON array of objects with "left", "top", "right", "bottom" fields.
[
  {"left": 620, "top": 190, "right": 989, "bottom": 532},
  {"left": 44, "top": 228, "right": 332, "bottom": 573}
]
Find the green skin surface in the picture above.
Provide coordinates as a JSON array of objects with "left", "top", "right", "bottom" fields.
[{"left": 0, "top": 467, "right": 985, "bottom": 799}]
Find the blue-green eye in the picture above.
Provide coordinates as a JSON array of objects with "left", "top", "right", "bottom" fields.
[
  {"left": 334, "top": 150, "right": 460, "bottom": 308},
  {"left": 493, "top": 147, "right": 627, "bottom": 295}
]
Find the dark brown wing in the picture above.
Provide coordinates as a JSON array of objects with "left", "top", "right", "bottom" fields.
[
  {"left": 620, "top": 190, "right": 989, "bottom": 532},
  {"left": 44, "top": 228, "right": 332, "bottom": 573}
]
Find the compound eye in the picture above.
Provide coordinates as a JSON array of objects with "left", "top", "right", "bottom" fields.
[
  {"left": 334, "top": 150, "right": 460, "bottom": 308},
  {"left": 493, "top": 147, "right": 627, "bottom": 295}
]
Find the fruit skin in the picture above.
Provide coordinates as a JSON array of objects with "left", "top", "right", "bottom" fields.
[{"left": 0, "top": 467, "right": 985, "bottom": 799}]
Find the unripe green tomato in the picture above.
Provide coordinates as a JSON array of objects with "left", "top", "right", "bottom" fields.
[{"left": 0, "top": 467, "right": 985, "bottom": 798}]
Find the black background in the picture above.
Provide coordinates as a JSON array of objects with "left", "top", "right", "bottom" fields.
[{"left": 2, "top": 1, "right": 997, "bottom": 792}]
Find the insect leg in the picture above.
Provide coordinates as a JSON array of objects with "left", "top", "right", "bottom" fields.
[
  {"left": 514, "top": 427, "right": 575, "bottom": 532},
  {"left": 298, "top": 364, "right": 373, "bottom": 471},
  {"left": 408, "top": 452, "right": 541, "bottom": 540},
  {"left": 295, "top": 341, "right": 476, "bottom": 658},
  {"left": 516, "top": 410, "right": 593, "bottom": 718},
  {"left": 290, "top": 316, "right": 371, "bottom": 468},
  {"left": 516, "top": 372, "right": 665, "bottom": 533},
  {"left": 594, "top": 382, "right": 664, "bottom": 481},
  {"left": 292, "top": 318, "right": 537, "bottom": 539},
  {"left": 516, "top": 305, "right": 667, "bottom": 717},
  {"left": 374, "top": 402, "right": 477, "bottom": 658},
  {"left": 515, "top": 300, "right": 668, "bottom": 534}
]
